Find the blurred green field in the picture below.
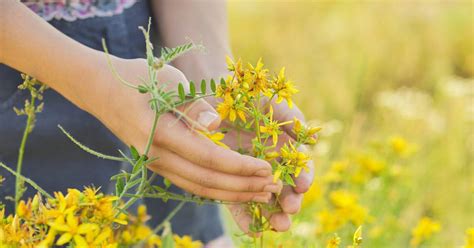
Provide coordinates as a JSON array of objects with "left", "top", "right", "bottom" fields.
[{"left": 225, "top": 1, "right": 473, "bottom": 247}]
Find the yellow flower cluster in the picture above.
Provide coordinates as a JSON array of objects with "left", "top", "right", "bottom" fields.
[
  {"left": 216, "top": 57, "right": 298, "bottom": 123},
  {"left": 0, "top": 188, "right": 200, "bottom": 248},
  {"left": 304, "top": 135, "right": 419, "bottom": 240},
  {"left": 317, "top": 190, "right": 370, "bottom": 234},
  {"left": 463, "top": 228, "right": 474, "bottom": 248},
  {"left": 214, "top": 57, "right": 319, "bottom": 186},
  {"left": 410, "top": 217, "right": 441, "bottom": 247}
]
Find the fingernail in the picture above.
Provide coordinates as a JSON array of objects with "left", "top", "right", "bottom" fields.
[
  {"left": 255, "top": 169, "right": 271, "bottom": 177},
  {"left": 197, "top": 111, "right": 219, "bottom": 128},
  {"left": 263, "top": 184, "right": 281, "bottom": 194},
  {"left": 252, "top": 194, "right": 270, "bottom": 203}
]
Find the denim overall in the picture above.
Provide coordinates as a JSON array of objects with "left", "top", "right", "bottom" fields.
[{"left": 0, "top": 1, "right": 223, "bottom": 242}]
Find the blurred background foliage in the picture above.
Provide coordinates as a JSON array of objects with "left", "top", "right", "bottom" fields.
[{"left": 225, "top": 1, "right": 473, "bottom": 247}]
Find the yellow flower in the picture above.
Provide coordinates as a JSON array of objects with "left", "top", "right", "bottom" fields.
[
  {"left": 259, "top": 106, "right": 292, "bottom": 146},
  {"left": 317, "top": 209, "right": 345, "bottom": 233},
  {"left": 388, "top": 135, "right": 417, "bottom": 158},
  {"left": 84, "top": 226, "right": 113, "bottom": 247},
  {"left": 48, "top": 213, "right": 99, "bottom": 246},
  {"left": 199, "top": 131, "right": 229, "bottom": 149},
  {"left": 329, "top": 190, "right": 358, "bottom": 209},
  {"left": 293, "top": 118, "right": 321, "bottom": 145},
  {"left": 463, "top": 227, "right": 474, "bottom": 248},
  {"left": 410, "top": 217, "right": 441, "bottom": 247},
  {"left": 264, "top": 151, "right": 280, "bottom": 161},
  {"left": 326, "top": 234, "right": 341, "bottom": 248},
  {"left": 174, "top": 235, "right": 203, "bottom": 248},
  {"left": 226, "top": 56, "right": 244, "bottom": 79},
  {"left": 356, "top": 154, "right": 385, "bottom": 175},
  {"left": 280, "top": 141, "right": 310, "bottom": 177},
  {"left": 270, "top": 67, "right": 298, "bottom": 108},
  {"left": 216, "top": 94, "right": 246, "bottom": 122},
  {"left": 245, "top": 58, "right": 269, "bottom": 95},
  {"left": 17, "top": 200, "right": 30, "bottom": 219}
]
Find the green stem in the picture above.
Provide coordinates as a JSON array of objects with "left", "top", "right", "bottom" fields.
[
  {"left": 15, "top": 97, "right": 35, "bottom": 209},
  {"left": 135, "top": 201, "right": 186, "bottom": 247},
  {"left": 152, "top": 201, "right": 185, "bottom": 233},
  {"left": 1, "top": 162, "right": 52, "bottom": 199},
  {"left": 144, "top": 113, "right": 160, "bottom": 156},
  {"left": 118, "top": 112, "right": 159, "bottom": 213},
  {"left": 58, "top": 125, "right": 127, "bottom": 162}
]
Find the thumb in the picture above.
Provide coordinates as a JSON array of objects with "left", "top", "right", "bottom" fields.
[{"left": 175, "top": 99, "right": 222, "bottom": 131}]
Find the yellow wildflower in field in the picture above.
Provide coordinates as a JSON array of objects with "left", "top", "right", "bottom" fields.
[
  {"left": 326, "top": 234, "right": 341, "bottom": 248},
  {"left": 388, "top": 135, "right": 417, "bottom": 158},
  {"left": 410, "top": 217, "right": 441, "bottom": 247},
  {"left": 302, "top": 181, "right": 322, "bottom": 208},
  {"left": 329, "top": 190, "right": 358, "bottom": 209},
  {"left": 317, "top": 209, "right": 345, "bottom": 233},
  {"left": 356, "top": 155, "right": 385, "bottom": 175},
  {"left": 462, "top": 228, "right": 474, "bottom": 248},
  {"left": 323, "top": 160, "right": 350, "bottom": 184},
  {"left": 174, "top": 235, "right": 203, "bottom": 248}
]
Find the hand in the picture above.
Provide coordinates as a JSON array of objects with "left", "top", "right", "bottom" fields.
[
  {"left": 211, "top": 98, "right": 315, "bottom": 235},
  {"left": 91, "top": 58, "right": 281, "bottom": 202}
]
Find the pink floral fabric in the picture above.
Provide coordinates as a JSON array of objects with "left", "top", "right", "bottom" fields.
[{"left": 22, "top": 0, "right": 137, "bottom": 21}]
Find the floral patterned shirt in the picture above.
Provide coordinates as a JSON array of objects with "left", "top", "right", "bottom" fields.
[{"left": 21, "top": 0, "right": 137, "bottom": 22}]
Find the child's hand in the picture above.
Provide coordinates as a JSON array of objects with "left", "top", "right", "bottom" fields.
[{"left": 93, "top": 58, "right": 280, "bottom": 202}]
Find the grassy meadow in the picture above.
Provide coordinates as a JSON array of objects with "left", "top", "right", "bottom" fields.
[{"left": 225, "top": 1, "right": 473, "bottom": 247}]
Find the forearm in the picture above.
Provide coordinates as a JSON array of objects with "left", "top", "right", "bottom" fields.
[
  {"left": 151, "top": 0, "right": 232, "bottom": 82},
  {"left": 0, "top": 0, "right": 117, "bottom": 115}
]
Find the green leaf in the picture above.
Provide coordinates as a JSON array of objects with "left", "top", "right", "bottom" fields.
[
  {"left": 189, "top": 81, "right": 196, "bottom": 97},
  {"left": 284, "top": 173, "right": 296, "bottom": 186},
  {"left": 210, "top": 79, "right": 216, "bottom": 93},
  {"left": 160, "top": 43, "right": 194, "bottom": 64},
  {"left": 178, "top": 83, "right": 185, "bottom": 101},
  {"left": 129, "top": 146, "right": 140, "bottom": 161},
  {"left": 163, "top": 178, "right": 172, "bottom": 189},
  {"left": 115, "top": 177, "right": 125, "bottom": 196},
  {"left": 200, "top": 79, "right": 206, "bottom": 94},
  {"left": 126, "top": 179, "right": 141, "bottom": 189},
  {"left": 220, "top": 78, "right": 226, "bottom": 87}
]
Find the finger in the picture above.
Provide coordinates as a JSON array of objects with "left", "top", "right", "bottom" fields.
[
  {"left": 155, "top": 113, "right": 272, "bottom": 177},
  {"left": 269, "top": 212, "right": 292, "bottom": 232},
  {"left": 278, "top": 186, "right": 304, "bottom": 215},
  {"left": 175, "top": 98, "right": 221, "bottom": 131},
  {"left": 226, "top": 204, "right": 262, "bottom": 238},
  {"left": 157, "top": 169, "right": 272, "bottom": 203},
  {"left": 259, "top": 197, "right": 292, "bottom": 232},
  {"left": 148, "top": 148, "right": 282, "bottom": 193}
]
